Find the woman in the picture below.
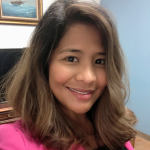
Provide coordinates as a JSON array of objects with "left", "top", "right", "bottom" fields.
[{"left": 0, "top": 0, "right": 137, "bottom": 149}]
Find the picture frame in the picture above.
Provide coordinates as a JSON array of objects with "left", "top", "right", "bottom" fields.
[{"left": 0, "top": 0, "right": 43, "bottom": 25}]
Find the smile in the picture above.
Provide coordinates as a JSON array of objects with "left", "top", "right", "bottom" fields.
[
  {"left": 68, "top": 87, "right": 91, "bottom": 95},
  {"left": 67, "top": 87, "right": 94, "bottom": 100}
]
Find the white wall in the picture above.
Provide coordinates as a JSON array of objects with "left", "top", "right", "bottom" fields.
[
  {"left": 0, "top": 0, "right": 54, "bottom": 49},
  {"left": 0, "top": 0, "right": 101, "bottom": 49}
]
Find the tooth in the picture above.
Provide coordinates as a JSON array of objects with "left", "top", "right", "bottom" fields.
[{"left": 69, "top": 88, "right": 89, "bottom": 95}]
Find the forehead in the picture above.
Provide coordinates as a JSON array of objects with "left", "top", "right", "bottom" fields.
[{"left": 54, "top": 23, "right": 104, "bottom": 54}]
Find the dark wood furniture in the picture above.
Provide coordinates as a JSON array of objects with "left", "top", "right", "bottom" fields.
[{"left": 0, "top": 102, "right": 19, "bottom": 125}]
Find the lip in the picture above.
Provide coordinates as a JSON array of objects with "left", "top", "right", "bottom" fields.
[{"left": 67, "top": 87, "right": 94, "bottom": 100}]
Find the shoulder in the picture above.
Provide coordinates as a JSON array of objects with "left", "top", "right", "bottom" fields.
[
  {"left": 0, "top": 121, "right": 26, "bottom": 150},
  {"left": 0, "top": 120, "right": 46, "bottom": 150},
  {"left": 124, "top": 141, "right": 134, "bottom": 150}
]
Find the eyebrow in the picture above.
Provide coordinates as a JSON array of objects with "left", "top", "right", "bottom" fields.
[{"left": 59, "top": 48, "right": 106, "bottom": 55}]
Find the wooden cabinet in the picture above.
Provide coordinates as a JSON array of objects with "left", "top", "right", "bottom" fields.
[{"left": 0, "top": 102, "right": 19, "bottom": 125}]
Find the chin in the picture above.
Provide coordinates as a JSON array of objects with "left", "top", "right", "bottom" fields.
[{"left": 72, "top": 106, "right": 92, "bottom": 114}]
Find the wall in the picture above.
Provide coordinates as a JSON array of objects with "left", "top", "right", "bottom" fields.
[
  {"left": 101, "top": 0, "right": 150, "bottom": 135},
  {"left": 0, "top": 0, "right": 53, "bottom": 48}
]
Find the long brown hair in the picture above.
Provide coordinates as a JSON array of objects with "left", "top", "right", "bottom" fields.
[{"left": 0, "top": 0, "right": 137, "bottom": 149}]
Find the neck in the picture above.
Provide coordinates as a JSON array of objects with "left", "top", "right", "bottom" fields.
[{"left": 60, "top": 105, "right": 94, "bottom": 135}]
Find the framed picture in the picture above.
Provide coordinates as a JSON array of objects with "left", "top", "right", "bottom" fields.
[{"left": 0, "top": 0, "right": 42, "bottom": 25}]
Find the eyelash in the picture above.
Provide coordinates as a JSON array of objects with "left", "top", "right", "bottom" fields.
[
  {"left": 66, "top": 56, "right": 105, "bottom": 65},
  {"left": 66, "top": 56, "right": 78, "bottom": 62},
  {"left": 95, "top": 59, "right": 105, "bottom": 65}
]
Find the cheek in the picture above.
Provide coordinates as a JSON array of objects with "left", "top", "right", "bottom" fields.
[
  {"left": 49, "top": 63, "right": 73, "bottom": 85},
  {"left": 97, "top": 70, "right": 107, "bottom": 88},
  {"left": 49, "top": 65, "right": 64, "bottom": 85}
]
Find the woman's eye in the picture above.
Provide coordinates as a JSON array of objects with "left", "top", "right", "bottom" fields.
[
  {"left": 66, "top": 56, "right": 78, "bottom": 62},
  {"left": 95, "top": 59, "right": 105, "bottom": 65}
]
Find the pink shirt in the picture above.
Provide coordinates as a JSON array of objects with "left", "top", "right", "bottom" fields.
[{"left": 0, "top": 121, "right": 134, "bottom": 150}]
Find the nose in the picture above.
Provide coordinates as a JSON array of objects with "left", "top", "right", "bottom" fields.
[{"left": 75, "top": 66, "right": 96, "bottom": 84}]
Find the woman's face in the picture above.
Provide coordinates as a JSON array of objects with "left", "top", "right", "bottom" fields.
[{"left": 49, "top": 23, "right": 107, "bottom": 116}]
